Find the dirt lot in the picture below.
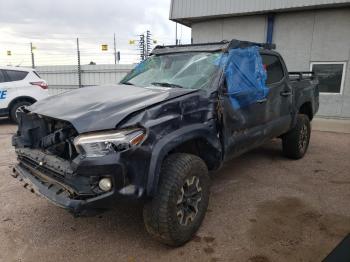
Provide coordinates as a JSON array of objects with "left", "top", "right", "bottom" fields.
[{"left": 0, "top": 117, "right": 349, "bottom": 262}]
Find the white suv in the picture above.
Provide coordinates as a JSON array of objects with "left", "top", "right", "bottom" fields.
[{"left": 0, "top": 66, "right": 49, "bottom": 123}]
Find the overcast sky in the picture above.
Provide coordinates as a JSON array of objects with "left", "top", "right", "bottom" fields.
[{"left": 0, "top": 0, "right": 191, "bottom": 66}]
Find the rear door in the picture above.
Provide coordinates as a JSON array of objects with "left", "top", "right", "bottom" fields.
[
  {"left": 3, "top": 69, "right": 29, "bottom": 88},
  {"left": 14, "top": 70, "right": 37, "bottom": 95},
  {"left": 261, "top": 53, "right": 293, "bottom": 137}
]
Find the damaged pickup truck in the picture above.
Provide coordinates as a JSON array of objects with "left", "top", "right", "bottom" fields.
[{"left": 11, "top": 39, "right": 319, "bottom": 246}]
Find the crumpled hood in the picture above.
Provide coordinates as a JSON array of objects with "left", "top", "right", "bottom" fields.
[{"left": 29, "top": 84, "right": 197, "bottom": 133}]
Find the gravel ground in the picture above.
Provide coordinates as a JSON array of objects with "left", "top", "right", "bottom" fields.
[{"left": 0, "top": 117, "right": 349, "bottom": 262}]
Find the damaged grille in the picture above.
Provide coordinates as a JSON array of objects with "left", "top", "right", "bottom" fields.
[
  {"left": 13, "top": 113, "right": 106, "bottom": 201},
  {"left": 17, "top": 151, "right": 73, "bottom": 177},
  {"left": 14, "top": 113, "right": 79, "bottom": 161},
  {"left": 19, "top": 156, "right": 66, "bottom": 180}
]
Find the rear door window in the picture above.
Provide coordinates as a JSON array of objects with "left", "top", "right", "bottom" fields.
[
  {"left": 261, "top": 55, "right": 285, "bottom": 85},
  {"left": 4, "top": 70, "right": 28, "bottom": 82},
  {"left": 0, "top": 70, "right": 6, "bottom": 83}
]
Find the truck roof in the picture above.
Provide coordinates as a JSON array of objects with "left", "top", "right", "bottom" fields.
[{"left": 151, "top": 39, "right": 277, "bottom": 55}]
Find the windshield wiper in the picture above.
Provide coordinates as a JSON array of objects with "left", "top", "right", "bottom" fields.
[
  {"left": 122, "top": 81, "right": 134, "bottom": 86},
  {"left": 151, "top": 82, "right": 184, "bottom": 89}
]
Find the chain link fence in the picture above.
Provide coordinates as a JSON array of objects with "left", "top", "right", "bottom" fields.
[
  {"left": 1, "top": 36, "right": 145, "bottom": 95},
  {"left": 36, "top": 64, "right": 134, "bottom": 95}
]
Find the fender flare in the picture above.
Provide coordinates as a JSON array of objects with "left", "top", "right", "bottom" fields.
[
  {"left": 292, "top": 98, "right": 314, "bottom": 127},
  {"left": 146, "top": 122, "right": 221, "bottom": 196}
]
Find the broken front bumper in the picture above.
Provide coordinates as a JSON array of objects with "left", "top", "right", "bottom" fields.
[
  {"left": 11, "top": 148, "right": 143, "bottom": 216},
  {"left": 12, "top": 164, "right": 115, "bottom": 216}
]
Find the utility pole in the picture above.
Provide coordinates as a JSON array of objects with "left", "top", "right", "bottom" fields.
[
  {"left": 175, "top": 23, "right": 178, "bottom": 45},
  {"left": 139, "top": 34, "right": 145, "bottom": 61},
  {"left": 138, "top": 31, "right": 153, "bottom": 61},
  {"left": 146, "top": 30, "right": 151, "bottom": 57},
  {"left": 117, "top": 51, "right": 120, "bottom": 63},
  {"left": 113, "top": 33, "right": 117, "bottom": 64},
  {"left": 76, "top": 38, "right": 82, "bottom": 88},
  {"left": 30, "top": 42, "right": 35, "bottom": 68}
]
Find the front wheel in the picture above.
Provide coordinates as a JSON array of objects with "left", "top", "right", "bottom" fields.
[
  {"left": 143, "top": 153, "right": 210, "bottom": 246},
  {"left": 282, "top": 114, "right": 311, "bottom": 159},
  {"left": 10, "top": 100, "right": 33, "bottom": 123}
]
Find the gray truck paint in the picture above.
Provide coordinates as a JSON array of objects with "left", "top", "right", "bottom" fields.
[{"left": 11, "top": 40, "right": 319, "bottom": 215}]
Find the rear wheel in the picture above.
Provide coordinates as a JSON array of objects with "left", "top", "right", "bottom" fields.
[
  {"left": 282, "top": 114, "right": 311, "bottom": 159},
  {"left": 10, "top": 100, "right": 33, "bottom": 123},
  {"left": 143, "top": 153, "right": 210, "bottom": 246}
]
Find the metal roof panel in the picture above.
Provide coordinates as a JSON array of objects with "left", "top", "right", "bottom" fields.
[{"left": 170, "top": 0, "right": 350, "bottom": 24}]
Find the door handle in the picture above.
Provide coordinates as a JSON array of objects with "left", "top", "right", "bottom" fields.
[
  {"left": 256, "top": 98, "right": 267, "bottom": 104},
  {"left": 280, "top": 91, "right": 292, "bottom": 97}
]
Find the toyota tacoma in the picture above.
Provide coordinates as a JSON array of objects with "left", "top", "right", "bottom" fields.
[{"left": 11, "top": 40, "right": 319, "bottom": 246}]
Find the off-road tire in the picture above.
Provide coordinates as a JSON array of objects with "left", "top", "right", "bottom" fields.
[
  {"left": 282, "top": 114, "right": 311, "bottom": 159},
  {"left": 143, "top": 153, "right": 210, "bottom": 246},
  {"left": 10, "top": 100, "right": 32, "bottom": 123}
]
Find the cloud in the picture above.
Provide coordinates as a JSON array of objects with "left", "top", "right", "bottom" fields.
[{"left": 0, "top": 0, "right": 191, "bottom": 65}]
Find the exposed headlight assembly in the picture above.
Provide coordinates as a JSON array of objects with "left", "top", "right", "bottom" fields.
[{"left": 74, "top": 128, "right": 146, "bottom": 158}]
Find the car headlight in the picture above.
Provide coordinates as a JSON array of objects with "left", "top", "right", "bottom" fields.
[{"left": 74, "top": 128, "right": 146, "bottom": 158}]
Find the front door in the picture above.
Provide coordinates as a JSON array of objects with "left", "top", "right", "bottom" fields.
[{"left": 220, "top": 87, "right": 268, "bottom": 160}]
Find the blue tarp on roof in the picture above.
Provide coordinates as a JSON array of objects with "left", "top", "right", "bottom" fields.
[{"left": 220, "top": 46, "right": 269, "bottom": 109}]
